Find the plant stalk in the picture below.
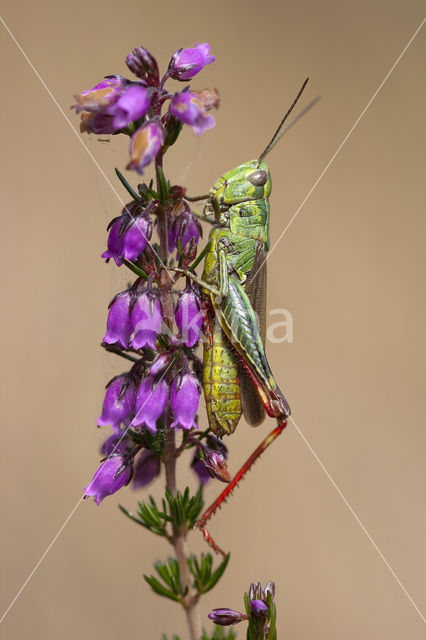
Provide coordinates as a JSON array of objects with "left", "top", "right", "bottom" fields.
[{"left": 158, "top": 154, "right": 201, "bottom": 640}]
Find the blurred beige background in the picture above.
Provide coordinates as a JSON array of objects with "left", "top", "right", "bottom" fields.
[{"left": 1, "top": 1, "right": 425, "bottom": 638}]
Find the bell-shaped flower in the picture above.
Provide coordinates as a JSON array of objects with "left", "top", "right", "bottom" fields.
[
  {"left": 97, "top": 374, "right": 136, "bottom": 432},
  {"left": 127, "top": 119, "right": 164, "bottom": 174},
  {"left": 169, "top": 91, "right": 215, "bottom": 136},
  {"left": 84, "top": 455, "right": 132, "bottom": 505},
  {"left": 170, "top": 370, "right": 200, "bottom": 430},
  {"left": 168, "top": 43, "right": 215, "bottom": 81},
  {"left": 121, "top": 212, "right": 152, "bottom": 261},
  {"left": 149, "top": 352, "right": 172, "bottom": 376},
  {"left": 100, "top": 430, "right": 132, "bottom": 456},
  {"left": 103, "top": 290, "right": 133, "bottom": 348},
  {"left": 131, "top": 376, "right": 169, "bottom": 433},
  {"left": 101, "top": 217, "right": 125, "bottom": 266},
  {"left": 102, "top": 207, "right": 153, "bottom": 266},
  {"left": 130, "top": 289, "right": 162, "bottom": 350},
  {"left": 74, "top": 76, "right": 151, "bottom": 134},
  {"left": 175, "top": 285, "right": 203, "bottom": 347},
  {"left": 169, "top": 206, "right": 201, "bottom": 254},
  {"left": 132, "top": 450, "right": 161, "bottom": 489},
  {"left": 73, "top": 75, "right": 129, "bottom": 113}
]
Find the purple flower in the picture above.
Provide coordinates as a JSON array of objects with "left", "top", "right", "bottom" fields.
[
  {"left": 97, "top": 374, "right": 136, "bottom": 432},
  {"left": 175, "top": 285, "right": 203, "bottom": 347},
  {"left": 84, "top": 455, "right": 132, "bottom": 505},
  {"left": 149, "top": 352, "right": 172, "bottom": 376},
  {"left": 208, "top": 609, "right": 246, "bottom": 626},
  {"left": 132, "top": 450, "right": 161, "bottom": 488},
  {"left": 250, "top": 600, "right": 268, "bottom": 618},
  {"left": 108, "top": 85, "right": 151, "bottom": 130},
  {"left": 100, "top": 430, "right": 132, "bottom": 456},
  {"left": 168, "top": 43, "right": 215, "bottom": 81},
  {"left": 169, "top": 207, "right": 201, "bottom": 253},
  {"left": 191, "top": 455, "right": 211, "bottom": 485},
  {"left": 131, "top": 376, "right": 169, "bottom": 433},
  {"left": 74, "top": 76, "right": 129, "bottom": 113},
  {"left": 103, "top": 290, "right": 133, "bottom": 348},
  {"left": 101, "top": 217, "right": 125, "bottom": 266},
  {"left": 121, "top": 213, "right": 152, "bottom": 261},
  {"left": 102, "top": 209, "right": 153, "bottom": 266},
  {"left": 192, "top": 435, "right": 230, "bottom": 484},
  {"left": 130, "top": 289, "right": 162, "bottom": 350},
  {"left": 170, "top": 91, "right": 215, "bottom": 135},
  {"left": 127, "top": 119, "right": 164, "bottom": 174},
  {"left": 74, "top": 76, "right": 150, "bottom": 134},
  {"left": 170, "top": 370, "right": 200, "bottom": 430}
]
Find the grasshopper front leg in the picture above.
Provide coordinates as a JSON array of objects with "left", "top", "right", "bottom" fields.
[{"left": 174, "top": 244, "right": 230, "bottom": 302}]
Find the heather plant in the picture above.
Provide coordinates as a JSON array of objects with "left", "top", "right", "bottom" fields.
[{"left": 74, "top": 43, "right": 279, "bottom": 640}]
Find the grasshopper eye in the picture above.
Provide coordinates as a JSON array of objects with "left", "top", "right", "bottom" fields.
[{"left": 247, "top": 169, "right": 268, "bottom": 186}]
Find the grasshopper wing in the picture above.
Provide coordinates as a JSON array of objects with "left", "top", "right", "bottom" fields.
[
  {"left": 213, "top": 274, "right": 290, "bottom": 421},
  {"left": 239, "top": 241, "right": 267, "bottom": 426}
]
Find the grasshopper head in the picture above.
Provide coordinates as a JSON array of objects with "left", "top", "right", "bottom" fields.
[{"left": 207, "top": 160, "right": 271, "bottom": 222}]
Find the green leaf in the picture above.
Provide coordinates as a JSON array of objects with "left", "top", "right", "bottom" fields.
[
  {"left": 119, "top": 504, "right": 149, "bottom": 528},
  {"left": 122, "top": 258, "right": 149, "bottom": 280},
  {"left": 203, "top": 553, "right": 230, "bottom": 593},
  {"left": 156, "top": 166, "right": 169, "bottom": 203},
  {"left": 143, "top": 575, "right": 180, "bottom": 602},
  {"left": 115, "top": 167, "right": 140, "bottom": 201}
]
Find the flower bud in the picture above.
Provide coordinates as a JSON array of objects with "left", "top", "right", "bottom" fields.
[
  {"left": 192, "top": 435, "right": 230, "bottom": 484},
  {"left": 130, "top": 289, "right": 163, "bottom": 350},
  {"left": 175, "top": 285, "right": 203, "bottom": 347},
  {"left": 127, "top": 119, "right": 164, "bottom": 174},
  {"left": 203, "top": 449, "right": 231, "bottom": 483},
  {"left": 170, "top": 370, "right": 200, "bottom": 430},
  {"left": 97, "top": 374, "right": 136, "bottom": 432},
  {"left": 249, "top": 600, "right": 268, "bottom": 618},
  {"left": 132, "top": 450, "right": 161, "bottom": 488},
  {"left": 208, "top": 609, "right": 246, "bottom": 626},
  {"left": 168, "top": 43, "right": 215, "bottom": 81},
  {"left": 84, "top": 455, "right": 132, "bottom": 505},
  {"left": 126, "top": 47, "right": 159, "bottom": 84},
  {"left": 103, "top": 290, "right": 133, "bottom": 348},
  {"left": 131, "top": 376, "right": 169, "bottom": 433}
]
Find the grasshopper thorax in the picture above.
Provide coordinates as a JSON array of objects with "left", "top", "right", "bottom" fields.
[{"left": 207, "top": 159, "right": 272, "bottom": 223}]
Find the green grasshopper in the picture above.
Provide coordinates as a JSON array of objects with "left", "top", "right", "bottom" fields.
[
  {"left": 178, "top": 79, "right": 312, "bottom": 554},
  {"left": 182, "top": 78, "right": 309, "bottom": 439}
]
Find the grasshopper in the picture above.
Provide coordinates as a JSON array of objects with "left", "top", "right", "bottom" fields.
[
  {"left": 182, "top": 79, "right": 309, "bottom": 437},
  {"left": 177, "top": 79, "right": 311, "bottom": 554}
]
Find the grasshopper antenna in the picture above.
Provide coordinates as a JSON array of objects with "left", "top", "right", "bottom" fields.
[{"left": 258, "top": 77, "right": 309, "bottom": 161}]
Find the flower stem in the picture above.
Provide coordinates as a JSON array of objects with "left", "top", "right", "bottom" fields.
[{"left": 158, "top": 156, "right": 201, "bottom": 640}]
